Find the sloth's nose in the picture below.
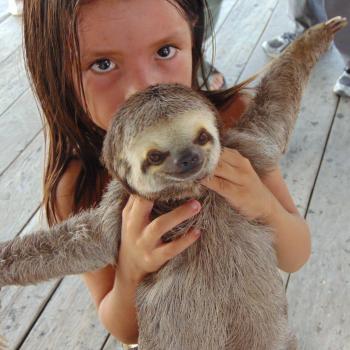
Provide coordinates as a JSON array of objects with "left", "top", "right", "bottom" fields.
[{"left": 175, "top": 149, "right": 203, "bottom": 174}]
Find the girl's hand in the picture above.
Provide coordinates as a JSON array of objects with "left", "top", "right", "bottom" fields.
[
  {"left": 116, "top": 196, "right": 201, "bottom": 285},
  {"left": 201, "top": 148, "right": 274, "bottom": 221}
]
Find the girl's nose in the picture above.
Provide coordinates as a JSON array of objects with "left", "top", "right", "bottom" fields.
[{"left": 124, "top": 63, "right": 161, "bottom": 100}]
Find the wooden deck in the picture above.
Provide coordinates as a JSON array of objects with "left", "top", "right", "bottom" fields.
[{"left": 0, "top": 0, "right": 349, "bottom": 349}]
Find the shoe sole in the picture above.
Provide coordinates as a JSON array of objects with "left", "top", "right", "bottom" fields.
[
  {"left": 261, "top": 42, "right": 282, "bottom": 58},
  {"left": 333, "top": 83, "right": 350, "bottom": 97}
]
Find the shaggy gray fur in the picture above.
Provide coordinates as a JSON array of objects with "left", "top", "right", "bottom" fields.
[{"left": 0, "top": 18, "right": 347, "bottom": 349}]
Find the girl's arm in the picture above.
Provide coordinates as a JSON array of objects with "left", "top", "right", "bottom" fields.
[
  {"left": 260, "top": 166, "right": 311, "bottom": 273},
  {"left": 215, "top": 93, "right": 311, "bottom": 273},
  {"left": 201, "top": 148, "right": 311, "bottom": 273},
  {"left": 96, "top": 267, "right": 140, "bottom": 344},
  {"left": 56, "top": 160, "right": 201, "bottom": 345}
]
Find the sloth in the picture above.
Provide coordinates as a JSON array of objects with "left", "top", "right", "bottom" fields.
[{"left": 0, "top": 17, "right": 347, "bottom": 350}]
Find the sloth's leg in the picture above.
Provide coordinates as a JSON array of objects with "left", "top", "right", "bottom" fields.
[
  {"left": 225, "top": 17, "right": 347, "bottom": 175},
  {"left": 0, "top": 210, "right": 113, "bottom": 287},
  {"left": 0, "top": 180, "right": 126, "bottom": 287}
]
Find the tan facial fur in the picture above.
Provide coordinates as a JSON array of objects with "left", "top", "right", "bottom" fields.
[{"left": 125, "top": 110, "right": 220, "bottom": 198}]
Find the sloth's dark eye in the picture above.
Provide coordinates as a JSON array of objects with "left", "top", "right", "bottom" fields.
[
  {"left": 147, "top": 151, "right": 166, "bottom": 165},
  {"left": 196, "top": 130, "right": 211, "bottom": 146}
]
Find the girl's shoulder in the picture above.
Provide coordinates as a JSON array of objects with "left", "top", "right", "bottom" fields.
[
  {"left": 55, "top": 158, "right": 83, "bottom": 221},
  {"left": 56, "top": 157, "right": 110, "bottom": 221}
]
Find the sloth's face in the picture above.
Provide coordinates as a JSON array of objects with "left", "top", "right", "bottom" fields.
[{"left": 123, "top": 109, "right": 220, "bottom": 200}]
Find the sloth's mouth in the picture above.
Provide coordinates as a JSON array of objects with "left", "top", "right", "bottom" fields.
[
  {"left": 171, "top": 162, "right": 202, "bottom": 178},
  {"left": 164, "top": 162, "right": 208, "bottom": 182}
]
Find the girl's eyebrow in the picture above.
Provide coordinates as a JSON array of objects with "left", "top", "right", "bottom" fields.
[{"left": 81, "top": 29, "right": 187, "bottom": 62}]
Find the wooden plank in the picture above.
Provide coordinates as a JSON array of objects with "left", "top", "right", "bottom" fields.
[
  {"left": 0, "top": 281, "right": 59, "bottom": 349},
  {"left": 0, "top": 211, "right": 60, "bottom": 350},
  {"left": 210, "top": 0, "right": 238, "bottom": 36},
  {"left": 20, "top": 276, "right": 109, "bottom": 350},
  {"left": 0, "top": 14, "right": 22, "bottom": 64},
  {"left": 103, "top": 336, "right": 126, "bottom": 350},
  {"left": 0, "top": 0, "right": 10, "bottom": 23},
  {"left": 1, "top": 212, "right": 123, "bottom": 350},
  {"left": 1, "top": 211, "right": 105, "bottom": 350},
  {"left": 239, "top": 0, "right": 345, "bottom": 213},
  {"left": 0, "top": 88, "right": 42, "bottom": 175},
  {"left": 0, "top": 133, "right": 44, "bottom": 241},
  {"left": 206, "top": 0, "right": 278, "bottom": 86},
  {"left": 204, "top": 0, "right": 239, "bottom": 66},
  {"left": 239, "top": 0, "right": 295, "bottom": 83},
  {"left": 286, "top": 98, "right": 350, "bottom": 349},
  {"left": 238, "top": 0, "right": 345, "bottom": 286},
  {"left": 216, "top": 0, "right": 290, "bottom": 283},
  {"left": 278, "top": 46, "right": 344, "bottom": 213},
  {"left": 0, "top": 47, "right": 29, "bottom": 118}
]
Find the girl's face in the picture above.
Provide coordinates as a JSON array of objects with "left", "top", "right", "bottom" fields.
[{"left": 78, "top": 0, "right": 193, "bottom": 130}]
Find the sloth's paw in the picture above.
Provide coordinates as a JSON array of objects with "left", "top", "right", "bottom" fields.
[
  {"left": 300, "top": 16, "right": 347, "bottom": 55},
  {"left": 325, "top": 16, "right": 348, "bottom": 34}
]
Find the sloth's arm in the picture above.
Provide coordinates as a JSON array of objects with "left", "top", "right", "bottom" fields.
[
  {"left": 0, "top": 180, "right": 127, "bottom": 287},
  {"left": 224, "top": 17, "right": 347, "bottom": 175}
]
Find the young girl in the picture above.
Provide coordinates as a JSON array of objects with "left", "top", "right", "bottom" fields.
[{"left": 23, "top": 0, "right": 311, "bottom": 346}]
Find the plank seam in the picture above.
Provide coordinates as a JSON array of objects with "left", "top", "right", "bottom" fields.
[
  {"left": 0, "top": 84, "right": 29, "bottom": 121},
  {"left": 15, "top": 279, "right": 63, "bottom": 350},
  {"left": 214, "top": 0, "right": 240, "bottom": 35},
  {"left": 285, "top": 96, "right": 341, "bottom": 291},
  {"left": 100, "top": 334, "right": 112, "bottom": 350},
  {"left": 0, "top": 42, "right": 23, "bottom": 66},
  {"left": 16, "top": 205, "right": 42, "bottom": 237},
  {"left": 0, "top": 12, "right": 10, "bottom": 24},
  {"left": 235, "top": 0, "right": 279, "bottom": 84},
  {"left": 0, "top": 127, "right": 44, "bottom": 178},
  {"left": 205, "top": 0, "right": 240, "bottom": 71}
]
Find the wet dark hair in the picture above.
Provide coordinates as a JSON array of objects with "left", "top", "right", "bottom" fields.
[{"left": 23, "top": 0, "right": 253, "bottom": 225}]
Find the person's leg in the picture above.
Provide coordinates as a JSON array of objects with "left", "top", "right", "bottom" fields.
[
  {"left": 262, "top": 0, "right": 327, "bottom": 57},
  {"left": 291, "top": 0, "right": 327, "bottom": 32},
  {"left": 333, "top": 66, "right": 350, "bottom": 97},
  {"left": 326, "top": 0, "right": 350, "bottom": 61},
  {"left": 326, "top": 0, "right": 350, "bottom": 96}
]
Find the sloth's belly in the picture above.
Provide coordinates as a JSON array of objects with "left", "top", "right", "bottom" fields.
[
  {"left": 142, "top": 223, "right": 283, "bottom": 307},
  {"left": 135, "top": 212, "right": 288, "bottom": 349}
]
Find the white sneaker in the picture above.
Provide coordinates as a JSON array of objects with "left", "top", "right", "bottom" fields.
[
  {"left": 8, "top": 0, "right": 23, "bottom": 16},
  {"left": 262, "top": 32, "right": 298, "bottom": 58},
  {"left": 333, "top": 68, "right": 350, "bottom": 97}
]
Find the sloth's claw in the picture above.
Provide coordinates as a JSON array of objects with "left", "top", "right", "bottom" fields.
[{"left": 325, "top": 16, "right": 347, "bottom": 34}]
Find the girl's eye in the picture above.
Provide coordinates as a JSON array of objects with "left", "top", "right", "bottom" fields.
[
  {"left": 91, "top": 58, "right": 116, "bottom": 73},
  {"left": 156, "top": 45, "right": 177, "bottom": 60}
]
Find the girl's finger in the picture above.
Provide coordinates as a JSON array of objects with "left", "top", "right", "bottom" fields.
[
  {"left": 201, "top": 175, "right": 239, "bottom": 200},
  {"left": 211, "top": 160, "right": 243, "bottom": 187},
  {"left": 126, "top": 195, "right": 154, "bottom": 236},
  {"left": 122, "top": 194, "right": 136, "bottom": 216},
  {"left": 221, "top": 148, "right": 251, "bottom": 171},
  {"left": 142, "top": 199, "right": 201, "bottom": 248},
  {"left": 154, "top": 227, "right": 201, "bottom": 262},
  {"left": 220, "top": 148, "right": 240, "bottom": 168}
]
